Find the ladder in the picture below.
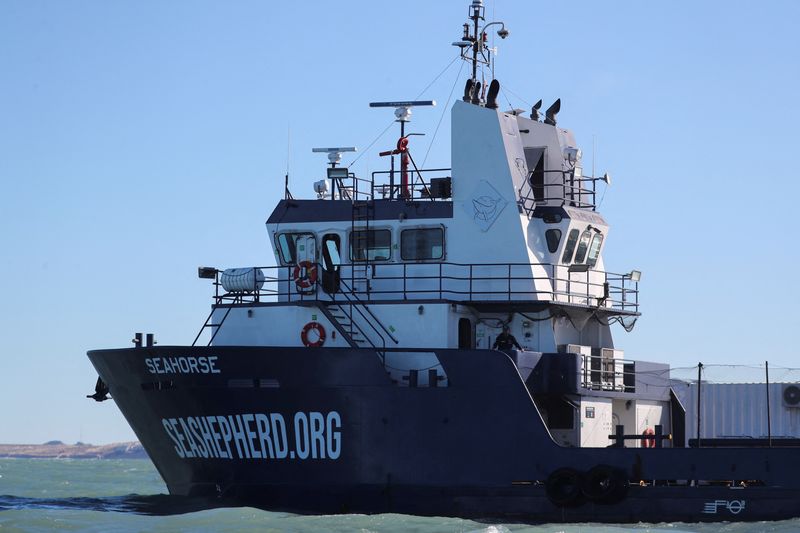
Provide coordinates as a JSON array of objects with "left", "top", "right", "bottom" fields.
[
  {"left": 350, "top": 198, "right": 374, "bottom": 294},
  {"left": 192, "top": 305, "right": 233, "bottom": 347}
]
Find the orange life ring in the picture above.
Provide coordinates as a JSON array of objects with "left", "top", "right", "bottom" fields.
[
  {"left": 292, "top": 261, "right": 318, "bottom": 292},
  {"left": 641, "top": 427, "right": 656, "bottom": 448},
  {"left": 301, "top": 321, "right": 326, "bottom": 347}
]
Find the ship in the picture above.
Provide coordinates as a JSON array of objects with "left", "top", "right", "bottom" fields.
[{"left": 87, "top": 1, "right": 800, "bottom": 523}]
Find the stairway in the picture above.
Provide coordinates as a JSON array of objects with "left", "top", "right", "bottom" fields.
[
  {"left": 324, "top": 303, "right": 368, "bottom": 348},
  {"left": 318, "top": 287, "right": 399, "bottom": 354}
]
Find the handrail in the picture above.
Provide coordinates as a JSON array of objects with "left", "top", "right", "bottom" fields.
[
  {"left": 335, "top": 277, "right": 399, "bottom": 345},
  {"left": 518, "top": 168, "right": 598, "bottom": 215},
  {"left": 371, "top": 167, "right": 451, "bottom": 201},
  {"left": 209, "top": 261, "right": 640, "bottom": 314}
]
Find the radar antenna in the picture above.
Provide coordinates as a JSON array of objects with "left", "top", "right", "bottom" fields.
[
  {"left": 370, "top": 101, "right": 435, "bottom": 199},
  {"left": 311, "top": 146, "right": 357, "bottom": 168}
]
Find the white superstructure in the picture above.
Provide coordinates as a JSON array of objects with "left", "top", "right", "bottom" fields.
[{"left": 193, "top": 1, "right": 670, "bottom": 450}]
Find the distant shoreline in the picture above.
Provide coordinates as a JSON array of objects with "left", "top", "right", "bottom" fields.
[{"left": 0, "top": 442, "right": 148, "bottom": 459}]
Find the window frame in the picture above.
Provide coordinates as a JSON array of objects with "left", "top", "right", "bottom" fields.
[
  {"left": 561, "top": 229, "right": 579, "bottom": 264},
  {"left": 586, "top": 232, "right": 604, "bottom": 267},
  {"left": 545, "top": 228, "right": 562, "bottom": 254},
  {"left": 321, "top": 233, "right": 342, "bottom": 271},
  {"left": 400, "top": 225, "right": 446, "bottom": 262},
  {"left": 275, "top": 232, "right": 315, "bottom": 266},
  {"left": 348, "top": 228, "right": 393, "bottom": 262},
  {"left": 573, "top": 229, "right": 593, "bottom": 264}
]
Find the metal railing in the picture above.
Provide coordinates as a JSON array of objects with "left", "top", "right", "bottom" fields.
[
  {"left": 370, "top": 168, "right": 451, "bottom": 201},
  {"left": 579, "top": 353, "right": 633, "bottom": 392},
  {"left": 327, "top": 167, "right": 452, "bottom": 202},
  {"left": 206, "top": 261, "right": 639, "bottom": 314},
  {"left": 518, "top": 168, "right": 599, "bottom": 215}
]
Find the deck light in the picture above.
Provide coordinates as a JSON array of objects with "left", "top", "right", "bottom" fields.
[
  {"left": 628, "top": 270, "right": 642, "bottom": 282},
  {"left": 568, "top": 264, "right": 590, "bottom": 273},
  {"left": 198, "top": 267, "right": 217, "bottom": 279},
  {"left": 563, "top": 146, "right": 581, "bottom": 163},
  {"left": 313, "top": 179, "right": 329, "bottom": 199}
]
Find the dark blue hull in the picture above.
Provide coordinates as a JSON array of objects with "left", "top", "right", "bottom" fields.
[{"left": 88, "top": 346, "right": 800, "bottom": 523}]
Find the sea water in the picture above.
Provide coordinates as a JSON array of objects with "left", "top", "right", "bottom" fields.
[{"left": 0, "top": 458, "right": 795, "bottom": 533}]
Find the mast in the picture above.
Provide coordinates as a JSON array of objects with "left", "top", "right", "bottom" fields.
[
  {"left": 470, "top": 0, "right": 482, "bottom": 82},
  {"left": 454, "top": 0, "right": 509, "bottom": 106}
]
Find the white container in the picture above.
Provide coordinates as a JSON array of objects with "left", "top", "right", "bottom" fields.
[{"left": 221, "top": 268, "right": 265, "bottom": 293}]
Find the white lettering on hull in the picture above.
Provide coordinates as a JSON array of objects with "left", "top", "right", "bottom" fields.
[
  {"left": 161, "top": 411, "right": 342, "bottom": 461},
  {"left": 145, "top": 356, "right": 221, "bottom": 375}
]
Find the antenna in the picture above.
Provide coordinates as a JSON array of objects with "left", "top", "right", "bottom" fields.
[
  {"left": 285, "top": 125, "right": 292, "bottom": 200},
  {"left": 371, "top": 101, "right": 436, "bottom": 199},
  {"left": 369, "top": 100, "right": 436, "bottom": 125},
  {"left": 311, "top": 147, "right": 357, "bottom": 168}
]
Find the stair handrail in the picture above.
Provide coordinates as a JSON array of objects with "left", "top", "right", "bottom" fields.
[
  {"left": 337, "top": 276, "right": 399, "bottom": 345},
  {"left": 315, "top": 304, "right": 359, "bottom": 348},
  {"left": 192, "top": 305, "right": 233, "bottom": 347}
]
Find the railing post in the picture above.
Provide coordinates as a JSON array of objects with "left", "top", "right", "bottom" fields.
[
  {"left": 439, "top": 262, "right": 442, "bottom": 299},
  {"left": 585, "top": 269, "right": 589, "bottom": 304},
  {"left": 696, "top": 362, "right": 703, "bottom": 448},
  {"left": 469, "top": 264, "right": 473, "bottom": 300},
  {"left": 508, "top": 264, "right": 511, "bottom": 300},
  {"left": 566, "top": 269, "right": 571, "bottom": 304},
  {"left": 621, "top": 275, "right": 627, "bottom": 309},
  {"left": 389, "top": 156, "right": 395, "bottom": 200},
  {"left": 614, "top": 425, "right": 624, "bottom": 447},
  {"left": 766, "top": 360, "right": 772, "bottom": 448},
  {"left": 403, "top": 263, "right": 407, "bottom": 300}
]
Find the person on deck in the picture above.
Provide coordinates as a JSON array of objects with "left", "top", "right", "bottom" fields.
[{"left": 492, "top": 326, "right": 522, "bottom": 351}]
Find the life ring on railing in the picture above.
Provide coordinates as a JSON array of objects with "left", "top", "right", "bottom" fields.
[
  {"left": 301, "top": 322, "right": 326, "bottom": 347},
  {"left": 641, "top": 427, "right": 656, "bottom": 448},
  {"left": 292, "top": 261, "right": 318, "bottom": 292}
]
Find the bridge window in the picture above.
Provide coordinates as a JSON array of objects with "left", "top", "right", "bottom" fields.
[
  {"left": 545, "top": 229, "right": 562, "bottom": 253},
  {"left": 586, "top": 233, "right": 604, "bottom": 267},
  {"left": 350, "top": 229, "right": 391, "bottom": 261},
  {"left": 574, "top": 229, "right": 592, "bottom": 264},
  {"left": 276, "top": 232, "right": 314, "bottom": 265},
  {"left": 561, "top": 229, "right": 579, "bottom": 263},
  {"left": 401, "top": 227, "right": 444, "bottom": 261}
]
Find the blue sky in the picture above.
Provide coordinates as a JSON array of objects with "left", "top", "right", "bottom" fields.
[{"left": 1, "top": 0, "right": 798, "bottom": 444}]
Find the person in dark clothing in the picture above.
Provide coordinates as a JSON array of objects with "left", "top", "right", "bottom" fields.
[{"left": 493, "top": 326, "right": 522, "bottom": 351}]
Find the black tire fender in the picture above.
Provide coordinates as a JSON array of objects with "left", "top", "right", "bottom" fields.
[
  {"left": 581, "top": 464, "right": 629, "bottom": 504},
  {"left": 545, "top": 467, "right": 584, "bottom": 507}
]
